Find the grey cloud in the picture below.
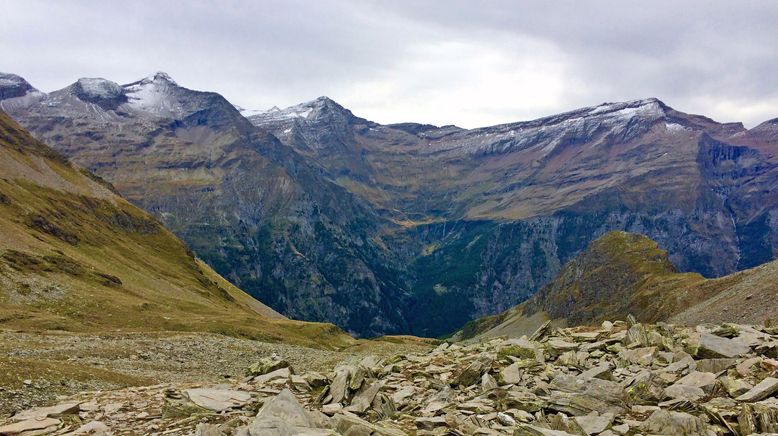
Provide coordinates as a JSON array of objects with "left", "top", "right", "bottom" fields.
[{"left": 1, "top": 0, "right": 776, "bottom": 127}]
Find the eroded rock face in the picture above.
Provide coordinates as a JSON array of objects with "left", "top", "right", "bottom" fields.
[{"left": 6, "top": 320, "right": 774, "bottom": 435}]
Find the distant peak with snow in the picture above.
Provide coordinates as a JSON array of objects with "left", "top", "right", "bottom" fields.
[
  {"left": 246, "top": 96, "right": 356, "bottom": 125},
  {"left": 72, "top": 78, "right": 123, "bottom": 101},
  {"left": 121, "top": 72, "right": 185, "bottom": 116},
  {"left": 0, "top": 72, "right": 39, "bottom": 100},
  {"left": 146, "top": 72, "right": 177, "bottom": 85},
  {"left": 586, "top": 98, "right": 667, "bottom": 117}
]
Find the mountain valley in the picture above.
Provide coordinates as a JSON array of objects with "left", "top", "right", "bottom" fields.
[{"left": 3, "top": 72, "right": 777, "bottom": 338}]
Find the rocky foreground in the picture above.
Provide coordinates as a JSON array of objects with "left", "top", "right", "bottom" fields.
[{"left": 2, "top": 319, "right": 778, "bottom": 435}]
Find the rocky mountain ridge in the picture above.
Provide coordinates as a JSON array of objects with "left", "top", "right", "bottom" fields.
[{"left": 3, "top": 71, "right": 777, "bottom": 337}]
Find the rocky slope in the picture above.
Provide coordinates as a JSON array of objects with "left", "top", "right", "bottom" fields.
[
  {"left": 4, "top": 71, "right": 778, "bottom": 337},
  {"left": 2, "top": 319, "right": 777, "bottom": 435},
  {"left": 457, "top": 232, "right": 778, "bottom": 341},
  {"left": 0, "top": 109, "right": 355, "bottom": 348}
]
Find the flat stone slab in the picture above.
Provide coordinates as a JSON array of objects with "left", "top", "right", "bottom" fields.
[
  {"left": 185, "top": 388, "right": 252, "bottom": 412},
  {"left": 673, "top": 371, "right": 716, "bottom": 391},
  {"left": 252, "top": 367, "right": 291, "bottom": 385},
  {"left": 698, "top": 332, "right": 750, "bottom": 358},
  {"left": 0, "top": 417, "right": 60, "bottom": 434},
  {"left": 620, "top": 346, "right": 657, "bottom": 366},
  {"left": 574, "top": 411, "right": 614, "bottom": 434},
  {"left": 664, "top": 384, "right": 705, "bottom": 401},
  {"left": 12, "top": 402, "right": 80, "bottom": 421},
  {"left": 736, "top": 377, "right": 778, "bottom": 402}
]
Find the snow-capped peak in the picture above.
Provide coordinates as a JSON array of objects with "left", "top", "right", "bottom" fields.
[
  {"left": 122, "top": 72, "right": 182, "bottom": 116},
  {"left": 0, "top": 72, "right": 39, "bottom": 100},
  {"left": 249, "top": 102, "right": 315, "bottom": 122},
  {"left": 145, "top": 71, "right": 177, "bottom": 85},
  {"left": 0, "top": 72, "right": 30, "bottom": 87},
  {"left": 247, "top": 96, "right": 350, "bottom": 125},
  {"left": 586, "top": 98, "right": 665, "bottom": 117}
]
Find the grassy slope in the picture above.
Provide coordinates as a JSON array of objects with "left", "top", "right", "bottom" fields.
[
  {"left": 458, "top": 231, "right": 777, "bottom": 340},
  {"left": 0, "top": 111, "right": 355, "bottom": 349}
]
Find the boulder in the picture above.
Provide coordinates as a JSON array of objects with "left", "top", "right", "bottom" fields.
[
  {"left": 482, "top": 372, "right": 499, "bottom": 391},
  {"left": 195, "top": 423, "right": 227, "bottom": 436},
  {"left": 334, "top": 413, "right": 407, "bottom": 436},
  {"left": 720, "top": 376, "right": 752, "bottom": 397},
  {"left": 248, "top": 357, "right": 290, "bottom": 376},
  {"left": 663, "top": 384, "right": 705, "bottom": 401},
  {"left": 248, "top": 389, "right": 334, "bottom": 436},
  {"left": 328, "top": 366, "right": 353, "bottom": 404},
  {"left": 574, "top": 411, "right": 614, "bottom": 435},
  {"left": 579, "top": 363, "right": 613, "bottom": 381},
  {"left": 346, "top": 381, "right": 383, "bottom": 414},
  {"left": 619, "top": 346, "right": 656, "bottom": 366},
  {"left": 697, "top": 332, "right": 750, "bottom": 358},
  {"left": 501, "top": 362, "right": 523, "bottom": 385},
  {"left": 253, "top": 367, "right": 291, "bottom": 385},
  {"left": 673, "top": 371, "right": 717, "bottom": 392},
  {"left": 640, "top": 410, "right": 710, "bottom": 435},
  {"left": 454, "top": 357, "right": 492, "bottom": 387},
  {"left": 390, "top": 386, "right": 415, "bottom": 406}
]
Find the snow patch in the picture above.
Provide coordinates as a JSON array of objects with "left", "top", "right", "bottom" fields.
[
  {"left": 75, "top": 78, "right": 122, "bottom": 99},
  {"left": 664, "top": 122, "right": 687, "bottom": 132},
  {"left": 588, "top": 99, "right": 663, "bottom": 119},
  {"left": 123, "top": 73, "right": 182, "bottom": 115},
  {"left": 250, "top": 103, "right": 314, "bottom": 122},
  {"left": 238, "top": 107, "right": 267, "bottom": 117},
  {"left": 0, "top": 73, "right": 28, "bottom": 87}
]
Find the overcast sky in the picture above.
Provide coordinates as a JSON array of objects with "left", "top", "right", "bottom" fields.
[{"left": 2, "top": 0, "right": 777, "bottom": 128}]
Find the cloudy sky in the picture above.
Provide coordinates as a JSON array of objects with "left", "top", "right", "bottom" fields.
[{"left": 2, "top": 0, "right": 777, "bottom": 128}]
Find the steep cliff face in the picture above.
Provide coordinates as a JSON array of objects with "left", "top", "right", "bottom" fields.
[{"left": 4, "top": 72, "right": 777, "bottom": 337}]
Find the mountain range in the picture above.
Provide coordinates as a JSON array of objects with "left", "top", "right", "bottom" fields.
[{"left": 2, "top": 71, "right": 777, "bottom": 337}]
